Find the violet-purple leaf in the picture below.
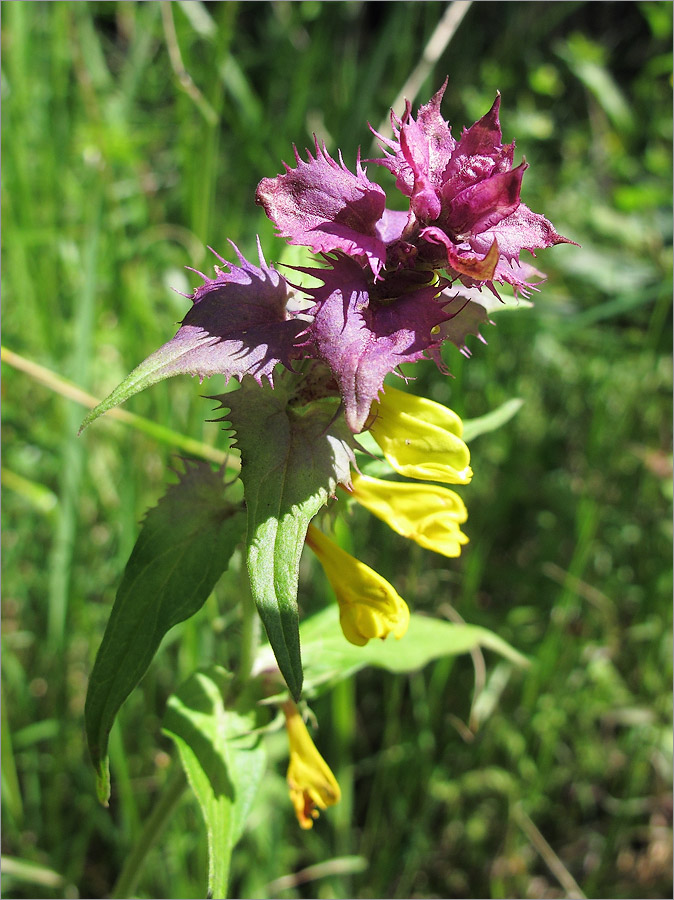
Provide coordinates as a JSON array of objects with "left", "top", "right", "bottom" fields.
[
  {"left": 302, "top": 255, "right": 449, "bottom": 433},
  {"left": 255, "top": 141, "right": 387, "bottom": 276},
  {"left": 79, "top": 246, "right": 302, "bottom": 432}
]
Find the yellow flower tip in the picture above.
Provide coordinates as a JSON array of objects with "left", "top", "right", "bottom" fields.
[
  {"left": 339, "top": 586, "right": 410, "bottom": 646},
  {"left": 368, "top": 385, "right": 472, "bottom": 486},
  {"left": 306, "top": 524, "right": 411, "bottom": 646},
  {"left": 284, "top": 702, "right": 340, "bottom": 829},
  {"left": 349, "top": 472, "right": 470, "bottom": 558}
]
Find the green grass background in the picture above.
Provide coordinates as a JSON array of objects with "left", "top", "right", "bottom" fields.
[{"left": 2, "top": 2, "right": 672, "bottom": 898}]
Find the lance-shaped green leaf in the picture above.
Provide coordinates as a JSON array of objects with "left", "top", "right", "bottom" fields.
[
  {"left": 79, "top": 244, "right": 304, "bottom": 433},
  {"left": 163, "top": 667, "right": 266, "bottom": 900},
  {"left": 462, "top": 397, "right": 524, "bottom": 442},
  {"left": 220, "top": 377, "right": 355, "bottom": 701},
  {"left": 254, "top": 607, "right": 529, "bottom": 699},
  {"left": 85, "top": 462, "right": 245, "bottom": 805}
]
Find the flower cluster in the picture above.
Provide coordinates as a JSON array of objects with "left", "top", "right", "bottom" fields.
[
  {"left": 253, "top": 79, "right": 572, "bottom": 432},
  {"left": 150, "top": 80, "right": 572, "bottom": 439},
  {"left": 187, "top": 85, "right": 570, "bottom": 827},
  {"left": 88, "top": 82, "right": 573, "bottom": 829},
  {"left": 263, "top": 85, "right": 569, "bottom": 825}
]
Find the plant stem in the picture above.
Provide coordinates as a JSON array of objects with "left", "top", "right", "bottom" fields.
[
  {"left": 236, "top": 566, "right": 260, "bottom": 687},
  {"left": 110, "top": 765, "right": 187, "bottom": 900}
]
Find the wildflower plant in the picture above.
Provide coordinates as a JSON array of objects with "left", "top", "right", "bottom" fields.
[{"left": 81, "top": 81, "right": 573, "bottom": 897}]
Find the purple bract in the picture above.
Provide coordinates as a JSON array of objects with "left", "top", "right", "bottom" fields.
[{"left": 117, "top": 83, "right": 574, "bottom": 437}]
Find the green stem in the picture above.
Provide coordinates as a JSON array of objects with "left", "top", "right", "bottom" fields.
[
  {"left": 236, "top": 567, "right": 260, "bottom": 687},
  {"left": 110, "top": 765, "right": 187, "bottom": 900}
]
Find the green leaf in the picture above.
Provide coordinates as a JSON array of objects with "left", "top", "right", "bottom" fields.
[
  {"left": 223, "top": 378, "right": 354, "bottom": 701},
  {"left": 85, "top": 462, "right": 245, "bottom": 805},
  {"left": 78, "top": 344, "right": 198, "bottom": 433},
  {"left": 256, "top": 608, "right": 529, "bottom": 699},
  {"left": 462, "top": 398, "right": 524, "bottom": 442},
  {"left": 163, "top": 667, "right": 266, "bottom": 900}
]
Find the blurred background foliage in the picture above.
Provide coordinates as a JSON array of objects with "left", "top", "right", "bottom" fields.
[{"left": 1, "top": 2, "right": 672, "bottom": 898}]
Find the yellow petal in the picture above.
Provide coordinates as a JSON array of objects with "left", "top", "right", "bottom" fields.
[
  {"left": 368, "top": 385, "right": 472, "bottom": 485},
  {"left": 349, "top": 471, "right": 469, "bottom": 558},
  {"left": 305, "top": 524, "right": 410, "bottom": 645},
  {"left": 284, "top": 702, "right": 340, "bottom": 829}
]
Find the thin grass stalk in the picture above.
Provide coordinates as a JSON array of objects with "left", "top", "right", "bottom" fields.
[{"left": 110, "top": 766, "right": 187, "bottom": 900}]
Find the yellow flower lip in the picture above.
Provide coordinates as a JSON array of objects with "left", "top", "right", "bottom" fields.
[
  {"left": 284, "top": 702, "right": 340, "bottom": 829},
  {"left": 368, "top": 385, "right": 473, "bottom": 485},
  {"left": 305, "top": 524, "right": 410, "bottom": 646},
  {"left": 349, "top": 471, "right": 469, "bottom": 558}
]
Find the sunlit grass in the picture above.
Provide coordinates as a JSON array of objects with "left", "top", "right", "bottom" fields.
[{"left": 2, "top": 2, "right": 672, "bottom": 899}]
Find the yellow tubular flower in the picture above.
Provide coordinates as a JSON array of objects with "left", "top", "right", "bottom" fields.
[
  {"left": 349, "top": 471, "right": 469, "bottom": 558},
  {"left": 368, "top": 385, "right": 473, "bottom": 485},
  {"left": 283, "top": 701, "right": 341, "bottom": 829},
  {"left": 305, "top": 524, "right": 410, "bottom": 646}
]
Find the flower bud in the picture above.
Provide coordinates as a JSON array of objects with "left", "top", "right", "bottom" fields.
[
  {"left": 305, "top": 524, "right": 410, "bottom": 646},
  {"left": 284, "top": 701, "right": 341, "bottom": 829},
  {"left": 369, "top": 385, "right": 472, "bottom": 485},
  {"left": 349, "top": 472, "right": 469, "bottom": 558}
]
